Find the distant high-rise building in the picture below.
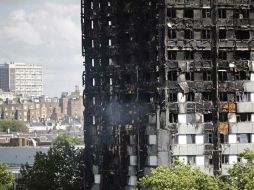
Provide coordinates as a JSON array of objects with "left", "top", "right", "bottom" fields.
[{"left": 0, "top": 62, "right": 43, "bottom": 97}]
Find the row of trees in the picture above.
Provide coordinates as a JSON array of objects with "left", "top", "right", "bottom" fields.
[
  {"left": 16, "top": 140, "right": 85, "bottom": 190},
  {"left": 0, "top": 120, "right": 27, "bottom": 132},
  {"left": 1, "top": 141, "right": 254, "bottom": 189},
  {"left": 0, "top": 134, "right": 84, "bottom": 190},
  {"left": 139, "top": 149, "right": 254, "bottom": 190},
  {"left": 0, "top": 163, "right": 13, "bottom": 190}
]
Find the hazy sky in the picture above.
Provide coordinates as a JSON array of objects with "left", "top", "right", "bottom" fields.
[{"left": 0, "top": 0, "right": 82, "bottom": 97}]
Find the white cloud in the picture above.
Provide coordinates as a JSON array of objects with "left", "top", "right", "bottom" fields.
[
  {"left": 3, "top": 21, "right": 43, "bottom": 45},
  {"left": 0, "top": 0, "right": 83, "bottom": 96},
  {"left": 9, "top": 9, "right": 26, "bottom": 21}
]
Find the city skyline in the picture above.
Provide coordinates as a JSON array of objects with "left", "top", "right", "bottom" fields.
[{"left": 0, "top": 0, "right": 82, "bottom": 97}]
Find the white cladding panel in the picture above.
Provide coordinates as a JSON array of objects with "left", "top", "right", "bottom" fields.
[
  {"left": 251, "top": 93, "right": 254, "bottom": 101},
  {"left": 130, "top": 156, "right": 137, "bottom": 166},
  {"left": 177, "top": 93, "right": 186, "bottom": 102},
  {"left": 195, "top": 135, "right": 203, "bottom": 144},
  {"left": 178, "top": 114, "right": 187, "bottom": 124},
  {"left": 229, "top": 155, "right": 237, "bottom": 165},
  {"left": 149, "top": 135, "right": 157, "bottom": 145},
  {"left": 128, "top": 176, "right": 137, "bottom": 186},
  {"left": 149, "top": 156, "right": 158, "bottom": 166},
  {"left": 196, "top": 156, "right": 204, "bottom": 165},
  {"left": 94, "top": 174, "right": 101, "bottom": 184},
  {"left": 178, "top": 135, "right": 187, "bottom": 144},
  {"left": 228, "top": 113, "right": 237, "bottom": 123},
  {"left": 228, "top": 134, "right": 237, "bottom": 143}
]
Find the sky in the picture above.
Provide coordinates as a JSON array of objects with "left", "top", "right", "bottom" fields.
[{"left": 0, "top": 0, "right": 83, "bottom": 97}]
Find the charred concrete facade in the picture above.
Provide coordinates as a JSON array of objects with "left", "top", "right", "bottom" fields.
[{"left": 82, "top": 0, "right": 254, "bottom": 189}]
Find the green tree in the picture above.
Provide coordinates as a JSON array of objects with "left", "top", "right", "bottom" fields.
[
  {"left": 139, "top": 160, "right": 235, "bottom": 190},
  {"left": 227, "top": 149, "right": 254, "bottom": 190},
  {"left": 0, "top": 120, "right": 27, "bottom": 132},
  {"left": 0, "top": 162, "right": 13, "bottom": 190},
  {"left": 52, "top": 133, "right": 84, "bottom": 145},
  {"left": 16, "top": 141, "right": 85, "bottom": 190}
]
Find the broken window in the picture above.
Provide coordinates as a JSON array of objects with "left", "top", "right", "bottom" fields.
[
  {"left": 123, "top": 33, "right": 130, "bottom": 42},
  {"left": 237, "top": 134, "right": 251, "bottom": 143},
  {"left": 235, "top": 71, "right": 249, "bottom": 80},
  {"left": 168, "top": 51, "right": 177, "bottom": 60},
  {"left": 185, "top": 51, "right": 194, "bottom": 59},
  {"left": 185, "top": 30, "right": 193, "bottom": 39},
  {"left": 201, "top": 51, "right": 211, "bottom": 59},
  {"left": 168, "top": 30, "right": 176, "bottom": 39},
  {"left": 220, "top": 134, "right": 229, "bottom": 143},
  {"left": 186, "top": 92, "right": 195, "bottom": 101},
  {"left": 219, "top": 30, "right": 226, "bottom": 39},
  {"left": 227, "top": 93, "right": 235, "bottom": 102},
  {"left": 169, "top": 93, "right": 177, "bottom": 102},
  {"left": 168, "top": 71, "right": 177, "bottom": 81},
  {"left": 208, "top": 133, "right": 213, "bottom": 143},
  {"left": 219, "top": 51, "right": 227, "bottom": 60},
  {"left": 173, "top": 136, "right": 178, "bottom": 144},
  {"left": 222, "top": 155, "right": 229, "bottom": 164},
  {"left": 236, "top": 92, "right": 250, "bottom": 102},
  {"left": 194, "top": 72, "right": 202, "bottom": 81},
  {"left": 235, "top": 30, "right": 250, "bottom": 40},
  {"left": 144, "top": 72, "right": 151, "bottom": 82},
  {"left": 238, "top": 9, "right": 249, "bottom": 19},
  {"left": 144, "top": 51, "right": 150, "bottom": 62},
  {"left": 139, "top": 93, "right": 151, "bottom": 103},
  {"left": 187, "top": 135, "right": 195, "bottom": 144},
  {"left": 235, "top": 51, "right": 250, "bottom": 60},
  {"left": 209, "top": 158, "right": 213, "bottom": 165},
  {"left": 237, "top": 113, "right": 251, "bottom": 122},
  {"left": 123, "top": 73, "right": 131, "bottom": 83},
  {"left": 124, "top": 54, "right": 131, "bottom": 64},
  {"left": 202, "top": 30, "right": 211, "bottom": 39},
  {"left": 169, "top": 113, "right": 178, "bottom": 123},
  {"left": 98, "top": 58, "right": 101, "bottom": 66},
  {"left": 218, "top": 71, "right": 227, "bottom": 82},
  {"left": 187, "top": 155, "right": 196, "bottom": 165},
  {"left": 167, "top": 8, "right": 176, "bottom": 18},
  {"left": 204, "top": 113, "right": 212, "bottom": 122},
  {"left": 219, "top": 92, "right": 228, "bottom": 101},
  {"left": 219, "top": 113, "right": 228, "bottom": 122},
  {"left": 202, "top": 9, "right": 211, "bottom": 18},
  {"left": 203, "top": 71, "right": 212, "bottom": 81},
  {"left": 184, "top": 9, "right": 193, "bottom": 18},
  {"left": 185, "top": 72, "right": 194, "bottom": 81},
  {"left": 144, "top": 32, "right": 150, "bottom": 41},
  {"left": 218, "top": 9, "right": 226, "bottom": 18},
  {"left": 203, "top": 92, "right": 212, "bottom": 101}
]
